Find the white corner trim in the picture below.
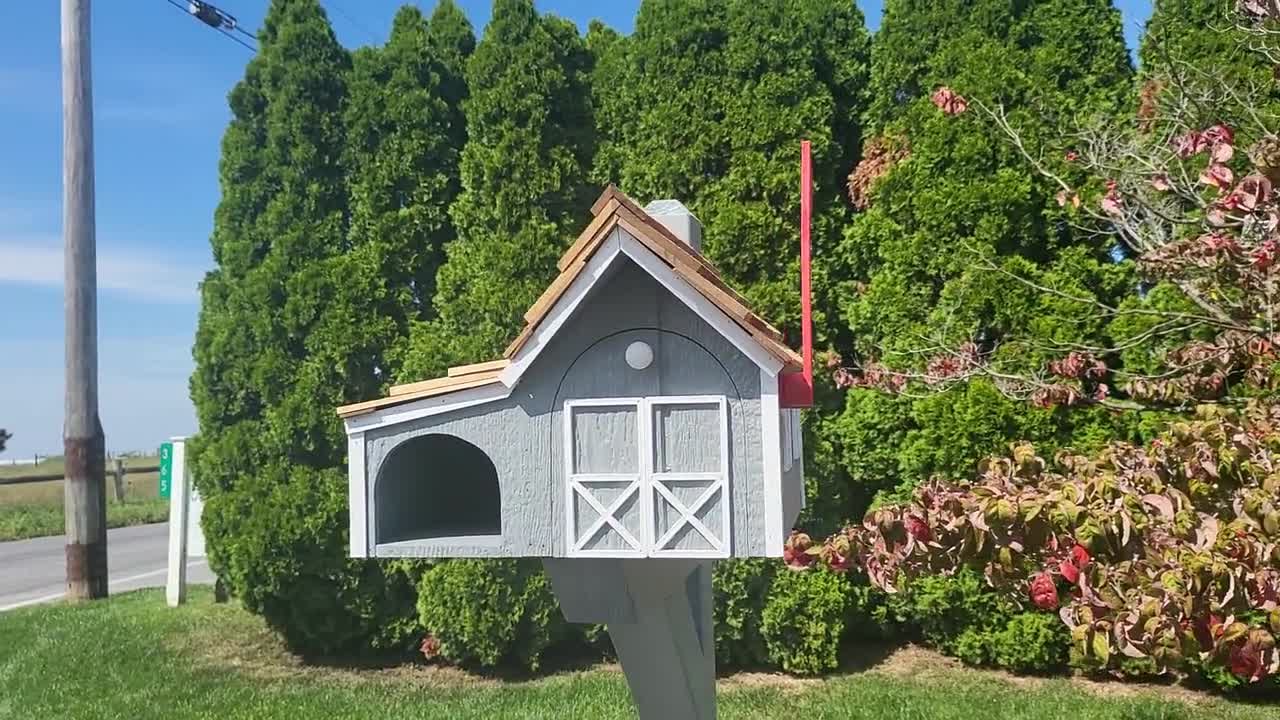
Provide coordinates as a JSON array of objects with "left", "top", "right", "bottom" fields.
[
  {"left": 348, "top": 432, "right": 368, "bottom": 558},
  {"left": 500, "top": 232, "right": 625, "bottom": 388},
  {"left": 759, "top": 369, "right": 784, "bottom": 557},
  {"left": 343, "top": 381, "right": 513, "bottom": 434},
  {"left": 618, "top": 233, "right": 785, "bottom": 376}
]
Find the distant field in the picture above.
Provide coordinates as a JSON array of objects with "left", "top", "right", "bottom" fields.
[
  {"left": 0, "top": 453, "right": 159, "bottom": 479},
  {"left": 0, "top": 455, "right": 166, "bottom": 541}
]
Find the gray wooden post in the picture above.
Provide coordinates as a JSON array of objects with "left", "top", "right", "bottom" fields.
[
  {"left": 544, "top": 558, "right": 716, "bottom": 719},
  {"left": 61, "top": 0, "right": 108, "bottom": 601},
  {"left": 112, "top": 457, "right": 126, "bottom": 503}
]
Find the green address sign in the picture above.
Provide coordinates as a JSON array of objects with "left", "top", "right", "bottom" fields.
[{"left": 158, "top": 442, "right": 173, "bottom": 500}]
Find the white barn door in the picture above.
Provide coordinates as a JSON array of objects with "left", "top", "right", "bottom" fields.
[
  {"left": 564, "top": 399, "right": 647, "bottom": 557},
  {"left": 565, "top": 396, "right": 729, "bottom": 558},
  {"left": 648, "top": 397, "right": 729, "bottom": 557}
]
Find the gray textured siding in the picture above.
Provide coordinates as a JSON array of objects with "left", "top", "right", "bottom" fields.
[{"left": 364, "top": 228, "right": 768, "bottom": 557}]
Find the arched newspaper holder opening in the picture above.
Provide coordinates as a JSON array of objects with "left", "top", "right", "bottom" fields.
[{"left": 374, "top": 434, "right": 502, "bottom": 545}]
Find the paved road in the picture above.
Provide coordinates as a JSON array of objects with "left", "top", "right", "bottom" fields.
[{"left": 0, "top": 523, "right": 215, "bottom": 611}]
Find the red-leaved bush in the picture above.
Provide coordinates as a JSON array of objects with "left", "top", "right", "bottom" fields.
[{"left": 787, "top": 402, "right": 1280, "bottom": 685}]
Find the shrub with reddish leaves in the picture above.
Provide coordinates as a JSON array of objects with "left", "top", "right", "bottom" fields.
[
  {"left": 847, "top": 135, "right": 909, "bottom": 210},
  {"left": 1028, "top": 573, "right": 1059, "bottom": 611},
  {"left": 788, "top": 402, "right": 1280, "bottom": 688}
]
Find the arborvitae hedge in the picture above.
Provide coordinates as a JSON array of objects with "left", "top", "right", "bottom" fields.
[
  {"left": 346, "top": 4, "right": 472, "bottom": 379},
  {"left": 187, "top": 1, "right": 1234, "bottom": 675},
  {"left": 400, "top": 0, "right": 596, "bottom": 379},
  {"left": 191, "top": 0, "right": 466, "bottom": 654},
  {"left": 827, "top": 0, "right": 1141, "bottom": 527},
  {"left": 591, "top": 0, "right": 872, "bottom": 536}
]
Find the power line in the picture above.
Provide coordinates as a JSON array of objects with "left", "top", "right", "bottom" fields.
[
  {"left": 160, "top": 0, "right": 256, "bottom": 53},
  {"left": 320, "top": 0, "right": 381, "bottom": 45}
]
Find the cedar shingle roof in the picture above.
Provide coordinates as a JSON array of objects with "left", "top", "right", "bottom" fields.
[{"left": 336, "top": 186, "right": 801, "bottom": 419}]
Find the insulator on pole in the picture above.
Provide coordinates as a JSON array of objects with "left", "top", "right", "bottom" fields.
[{"left": 187, "top": 1, "right": 236, "bottom": 31}]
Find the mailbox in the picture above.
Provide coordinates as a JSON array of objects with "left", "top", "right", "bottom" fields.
[
  {"left": 339, "top": 187, "right": 807, "bottom": 561},
  {"left": 339, "top": 178, "right": 815, "bottom": 720}
]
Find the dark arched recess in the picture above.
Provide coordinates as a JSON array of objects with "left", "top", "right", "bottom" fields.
[{"left": 374, "top": 434, "right": 501, "bottom": 544}]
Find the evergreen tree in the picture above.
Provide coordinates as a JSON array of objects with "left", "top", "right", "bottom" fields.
[
  {"left": 0, "top": 429, "right": 9, "bottom": 453},
  {"left": 193, "top": 0, "right": 355, "bottom": 477},
  {"left": 191, "top": 0, "right": 417, "bottom": 653},
  {"left": 591, "top": 0, "right": 870, "bottom": 537},
  {"left": 401, "top": 0, "right": 596, "bottom": 378},
  {"left": 1140, "top": 0, "right": 1266, "bottom": 79},
  {"left": 346, "top": 4, "right": 473, "bottom": 381},
  {"left": 584, "top": 18, "right": 621, "bottom": 58},
  {"left": 1138, "top": 0, "right": 1276, "bottom": 129},
  {"left": 865, "top": 0, "right": 1020, "bottom": 131},
  {"left": 426, "top": 0, "right": 476, "bottom": 148},
  {"left": 593, "top": 0, "right": 870, "bottom": 332},
  {"left": 828, "top": 0, "right": 1137, "bottom": 528}
]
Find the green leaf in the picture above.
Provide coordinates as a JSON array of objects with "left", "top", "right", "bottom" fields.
[{"left": 1091, "top": 630, "right": 1112, "bottom": 665}]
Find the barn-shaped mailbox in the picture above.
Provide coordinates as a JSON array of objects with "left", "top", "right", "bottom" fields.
[{"left": 337, "top": 186, "right": 810, "bottom": 562}]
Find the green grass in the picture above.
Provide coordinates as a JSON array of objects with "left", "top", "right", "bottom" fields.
[
  {"left": 0, "top": 455, "right": 166, "bottom": 541},
  {"left": 0, "top": 457, "right": 64, "bottom": 480},
  {"left": 0, "top": 498, "right": 169, "bottom": 541},
  {"left": 0, "top": 588, "right": 1275, "bottom": 720}
]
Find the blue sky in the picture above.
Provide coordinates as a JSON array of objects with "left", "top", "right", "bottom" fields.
[{"left": 0, "top": 1, "right": 1153, "bottom": 459}]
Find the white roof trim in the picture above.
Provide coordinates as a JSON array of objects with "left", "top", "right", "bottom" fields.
[
  {"left": 343, "top": 381, "right": 512, "bottom": 434},
  {"left": 500, "top": 231, "right": 626, "bottom": 387},
  {"left": 618, "top": 232, "right": 785, "bottom": 375},
  {"left": 499, "top": 226, "right": 785, "bottom": 389}
]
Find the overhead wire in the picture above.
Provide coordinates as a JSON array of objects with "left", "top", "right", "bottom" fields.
[
  {"left": 160, "top": 0, "right": 256, "bottom": 53},
  {"left": 164, "top": 0, "right": 379, "bottom": 51},
  {"left": 319, "top": 0, "right": 382, "bottom": 45},
  {"left": 218, "top": 27, "right": 257, "bottom": 53}
]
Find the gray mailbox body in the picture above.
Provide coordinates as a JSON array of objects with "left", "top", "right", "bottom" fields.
[
  {"left": 341, "top": 188, "right": 805, "bottom": 563},
  {"left": 339, "top": 187, "right": 807, "bottom": 719}
]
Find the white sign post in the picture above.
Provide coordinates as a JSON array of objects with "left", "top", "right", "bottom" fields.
[
  {"left": 164, "top": 437, "right": 207, "bottom": 607},
  {"left": 165, "top": 437, "right": 189, "bottom": 607}
]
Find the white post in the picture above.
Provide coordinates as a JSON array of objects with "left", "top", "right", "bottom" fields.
[{"left": 165, "top": 437, "right": 190, "bottom": 607}]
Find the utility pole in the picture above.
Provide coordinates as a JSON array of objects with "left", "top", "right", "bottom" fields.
[{"left": 62, "top": 0, "right": 108, "bottom": 600}]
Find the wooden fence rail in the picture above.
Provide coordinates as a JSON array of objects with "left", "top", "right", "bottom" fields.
[{"left": 0, "top": 464, "right": 161, "bottom": 502}]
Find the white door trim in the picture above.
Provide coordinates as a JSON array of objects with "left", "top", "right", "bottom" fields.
[
  {"left": 563, "top": 398, "right": 646, "bottom": 558},
  {"left": 564, "top": 395, "right": 730, "bottom": 558}
]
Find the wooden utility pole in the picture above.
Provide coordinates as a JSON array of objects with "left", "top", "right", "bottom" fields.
[{"left": 62, "top": 0, "right": 108, "bottom": 600}]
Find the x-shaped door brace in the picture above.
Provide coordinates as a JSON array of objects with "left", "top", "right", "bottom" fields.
[
  {"left": 571, "top": 479, "right": 643, "bottom": 553},
  {"left": 652, "top": 480, "right": 723, "bottom": 552}
]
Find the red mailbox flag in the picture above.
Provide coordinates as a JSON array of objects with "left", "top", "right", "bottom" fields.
[{"left": 780, "top": 140, "right": 814, "bottom": 408}]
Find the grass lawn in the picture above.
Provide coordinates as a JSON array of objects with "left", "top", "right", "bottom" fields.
[
  {"left": 0, "top": 455, "right": 166, "bottom": 541},
  {"left": 0, "top": 589, "right": 1276, "bottom": 720}
]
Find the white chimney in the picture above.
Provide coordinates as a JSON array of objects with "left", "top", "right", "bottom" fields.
[{"left": 644, "top": 199, "right": 703, "bottom": 252}]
